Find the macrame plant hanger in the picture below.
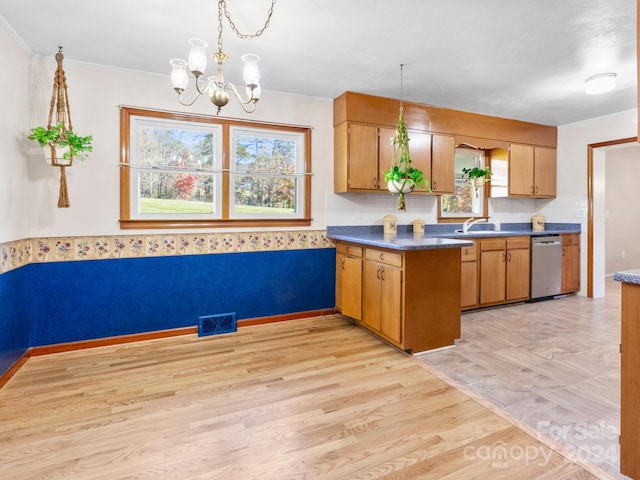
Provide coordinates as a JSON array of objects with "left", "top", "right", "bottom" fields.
[{"left": 47, "top": 46, "right": 73, "bottom": 208}]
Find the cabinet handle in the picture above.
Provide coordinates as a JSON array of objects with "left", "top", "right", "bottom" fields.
[
  {"left": 341, "top": 258, "right": 346, "bottom": 270},
  {"left": 464, "top": 248, "right": 468, "bottom": 255},
  {"left": 530, "top": 185, "right": 535, "bottom": 194},
  {"left": 535, "top": 185, "right": 539, "bottom": 194},
  {"left": 373, "top": 178, "right": 378, "bottom": 188},
  {"left": 379, "top": 253, "right": 384, "bottom": 260},
  {"left": 381, "top": 266, "right": 385, "bottom": 281},
  {"left": 508, "top": 252, "right": 512, "bottom": 262},
  {"left": 376, "top": 267, "right": 381, "bottom": 280},
  {"left": 346, "top": 246, "right": 350, "bottom": 253},
  {"left": 432, "top": 180, "right": 437, "bottom": 190},
  {"left": 502, "top": 252, "right": 506, "bottom": 263},
  {"left": 562, "top": 247, "right": 566, "bottom": 256}
]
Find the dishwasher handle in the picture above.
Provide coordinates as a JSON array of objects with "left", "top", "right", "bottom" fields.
[{"left": 532, "top": 236, "right": 562, "bottom": 246}]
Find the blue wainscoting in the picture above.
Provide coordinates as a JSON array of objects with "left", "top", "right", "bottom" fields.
[
  {"left": 0, "top": 266, "right": 29, "bottom": 375},
  {"left": 29, "top": 248, "right": 336, "bottom": 346}
]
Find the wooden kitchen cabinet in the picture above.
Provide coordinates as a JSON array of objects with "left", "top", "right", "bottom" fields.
[
  {"left": 506, "top": 237, "right": 531, "bottom": 300},
  {"left": 335, "top": 243, "right": 363, "bottom": 320},
  {"left": 333, "top": 121, "right": 452, "bottom": 194},
  {"left": 363, "top": 248, "right": 403, "bottom": 343},
  {"left": 430, "top": 134, "right": 455, "bottom": 193},
  {"left": 561, "top": 233, "right": 580, "bottom": 294},
  {"left": 509, "top": 144, "right": 556, "bottom": 198},
  {"left": 479, "top": 236, "right": 530, "bottom": 305},
  {"left": 334, "top": 241, "right": 462, "bottom": 352},
  {"left": 461, "top": 242, "right": 479, "bottom": 309},
  {"left": 334, "top": 123, "right": 379, "bottom": 191},
  {"left": 620, "top": 281, "right": 640, "bottom": 478}
]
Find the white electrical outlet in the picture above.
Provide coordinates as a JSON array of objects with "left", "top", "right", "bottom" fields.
[{"left": 622, "top": 251, "right": 626, "bottom": 259}]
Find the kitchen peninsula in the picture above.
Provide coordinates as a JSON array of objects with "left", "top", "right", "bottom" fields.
[
  {"left": 328, "top": 223, "right": 581, "bottom": 354},
  {"left": 328, "top": 226, "right": 473, "bottom": 353},
  {"left": 612, "top": 269, "right": 640, "bottom": 479}
]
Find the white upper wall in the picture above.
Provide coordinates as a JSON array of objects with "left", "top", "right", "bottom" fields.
[
  {"left": 557, "top": 108, "right": 638, "bottom": 296},
  {"left": 23, "top": 56, "right": 334, "bottom": 238},
  {"left": 0, "top": 23, "right": 31, "bottom": 243},
  {"left": 2, "top": 17, "right": 639, "bottom": 261}
]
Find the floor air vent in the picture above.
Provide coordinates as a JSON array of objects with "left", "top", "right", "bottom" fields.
[{"left": 198, "top": 312, "right": 237, "bottom": 337}]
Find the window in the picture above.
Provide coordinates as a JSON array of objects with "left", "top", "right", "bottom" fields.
[
  {"left": 439, "top": 147, "right": 488, "bottom": 220},
  {"left": 229, "top": 127, "right": 304, "bottom": 219},
  {"left": 120, "top": 107, "right": 311, "bottom": 229}
]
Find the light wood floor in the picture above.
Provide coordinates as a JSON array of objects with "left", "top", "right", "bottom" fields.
[
  {"left": 1, "top": 315, "right": 600, "bottom": 479},
  {"left": 420, "top": 278, "right": 625, "bottom": 479}
]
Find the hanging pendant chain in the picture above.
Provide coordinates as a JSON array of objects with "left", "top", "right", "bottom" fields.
[
  {"left": 399, "top": 64, "right": 404, "bottom": 113},
  {"left": 217, "top": 0, "right": 276, "bottom": 53}
]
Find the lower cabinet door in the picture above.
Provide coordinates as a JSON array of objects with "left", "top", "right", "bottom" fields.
[
  {"left": 480, "top": 250, "right": 506, "bottom": 304},
  {"left": 461, "top": 260, "right": 478, "bottom": 308},
  {"left": 380, "top": 265, "right": 402, "bottom": 343},
  {"left": 506, "top": 248, "right": 530, "bottom": 300},
  {"left": 363, "top": 261, "right": 382, "bottom": 331},
  {"left": 339, "top": 254, "right": 362, "bottom": 320}
]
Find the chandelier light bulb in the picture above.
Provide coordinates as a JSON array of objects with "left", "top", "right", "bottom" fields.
[
  {"left": 169, "top": 59, "right": 189, "bottom": 92},
  {"left": 585, "top": 73, "right": 617, "bottom": 95},
  {"left": 187, "top": 38, "right": 208, "bottom": 76}
]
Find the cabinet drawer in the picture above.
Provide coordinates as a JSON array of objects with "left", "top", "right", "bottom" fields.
[
  {"left": 507, "top": 237, "right": 530, "bottom": 249},
  {"left": 480, "top": 239, "right": 506, "bottom": 251},
  {"left": 365, "top": 248, "right": 403, "bottom": 267},
  {"left": 337, "top": 243, "right": 363, "bottom": 257},
  {"left": 562, "top": 234, "right": 579, "bottom": 246},
  {"left": 461, "top": 243, "right": 477, "bottom": 261}
]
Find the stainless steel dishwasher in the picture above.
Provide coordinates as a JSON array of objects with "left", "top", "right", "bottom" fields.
[{"left": 530, "top": 235, "right": 563, "bottom": 299}]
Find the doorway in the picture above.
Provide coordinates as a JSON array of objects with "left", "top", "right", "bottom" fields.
[{"left": 587, "top": 136, "right": 637, "bottom": 297}]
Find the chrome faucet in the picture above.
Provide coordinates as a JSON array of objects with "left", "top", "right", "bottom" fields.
[{"left": 462, "top": 217, "right": 487, "bottom": 234}]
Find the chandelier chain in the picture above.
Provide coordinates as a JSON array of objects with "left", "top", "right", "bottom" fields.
[{"left": 217, "top": 0, "right": 276, "bottom": 52}]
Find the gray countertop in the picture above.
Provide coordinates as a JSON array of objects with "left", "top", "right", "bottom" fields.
[
  {"left": 613, "top": 269, "right": 640, "bottom": 285},
  {"left": 327, "top": 222, "right": 581, "bottom": 251},
  {"left": 328, "top": 232, "right": 474, "bottom": 251}
]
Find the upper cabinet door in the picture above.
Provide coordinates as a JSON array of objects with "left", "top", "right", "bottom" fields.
[
  {"left": 378, "top": 127, "right": 397, "bottom": 191},
  {"left": 534, "top": 147, "right": 556, "bottom": 197},
  {"left": 431, "top": 134, "right": 455, "bottom": 194},
  {"left": 407, "top": 130, "right": 432, "bottom": 193},
  {"left": 348, "top": 124, "right": 379, "bottom": 190},
  {"left": 509, "top": 143, "right": 535, "bottom": 196}
]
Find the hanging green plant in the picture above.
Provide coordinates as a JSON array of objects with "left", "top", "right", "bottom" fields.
[
  {"left": 461, "top": 166, "right": 491, "bottom": 185},
  {"left": 28, "top": 122, "right": 93, "bottom": 164},
  {"left": 382, "top": 110, "right": 429, "bottom": 211}
]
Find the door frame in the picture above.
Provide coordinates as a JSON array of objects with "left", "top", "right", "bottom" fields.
[{"left": 587, "top": 136, "right": 637, "bottom": 297}]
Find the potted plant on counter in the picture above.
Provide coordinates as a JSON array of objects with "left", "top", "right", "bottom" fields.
[
  {"left": 382, "top": 110, "right": 429, "bottom": 211},
  {"left": 28, "top": 122, "right": 93, "bottom": 166}
]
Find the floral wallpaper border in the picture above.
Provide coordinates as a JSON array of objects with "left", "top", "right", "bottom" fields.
[{"left": 0, "top": 230, "right": 334, "bottom": 275}]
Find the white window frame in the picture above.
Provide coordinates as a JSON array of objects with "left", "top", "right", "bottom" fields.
[
  {"left": 128, "top": 116, "right": 223, "bottom": 221},
  {"left": 119, "top": 106, "right": 312, "bottom": 229},
  {"left": 229, "top": 126, "right": 306, "bottom": 220}
]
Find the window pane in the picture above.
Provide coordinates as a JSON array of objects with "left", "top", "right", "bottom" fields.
[
  {"left": 233, "top": 175, "right": 295, "bottom": 214},
  {"left": 138, "top": 125, "right": 216, "bottom": 171},
  {"left": 235, "top": 134, "right": 296, "bottom": 174},
  {"left": 229, "top": 127, "right": 305, "bottom": 219},
  {"left": 441, "top": 182, "right": 482, "bottom": 215},
  {"left": 138, "top": 171, "right": 215, "bottom": 214}
]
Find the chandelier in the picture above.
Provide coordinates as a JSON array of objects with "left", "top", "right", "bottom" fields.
[{"left": 170, "top": 0, "right": 276, "bottom": 114}]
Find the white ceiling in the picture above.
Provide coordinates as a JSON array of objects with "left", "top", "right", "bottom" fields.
[{"left": 0, "top": 0, "right": 636, "bottom": 126}]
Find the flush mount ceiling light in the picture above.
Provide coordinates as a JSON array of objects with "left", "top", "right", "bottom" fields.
[
  {"left": 585, "top": 73, "right": 617, "bottom": 95},
  {"left": 170, "top": 0, "right": 276, "bottom": 114}
]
